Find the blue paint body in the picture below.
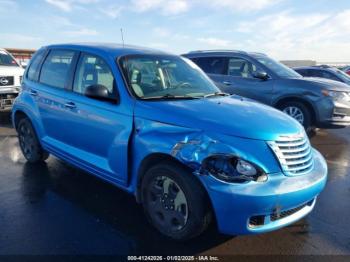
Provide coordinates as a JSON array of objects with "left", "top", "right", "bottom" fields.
[{"left": 12, "top": 43, "right": 327, "bottom": 235}]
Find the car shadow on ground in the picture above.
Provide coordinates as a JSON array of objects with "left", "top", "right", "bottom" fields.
[
  {"left": 0, "top": 113, "right": 232, "bottom": 255},
  {"left": 0, "top": 112, "right": 11, "bottom": 125},
  {"left": 19, "top": 159, "right": 232, "bottom": 255}
]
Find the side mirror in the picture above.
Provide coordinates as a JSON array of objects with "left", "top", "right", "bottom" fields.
[
  {"left": 85, "top": 84, "right": 116, "bottom": 103},
  {"left": 253, "top": 70, "right": 269, "bottom": 80}
]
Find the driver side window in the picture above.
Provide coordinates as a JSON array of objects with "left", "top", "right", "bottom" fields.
[
  {"left": 228, "top": 58, "right": 259, "bottom": 78},
  {"left": 73, "top": 54, "right": 114, "bottom": 95}
]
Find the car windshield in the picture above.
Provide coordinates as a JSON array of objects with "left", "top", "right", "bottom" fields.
[
  {"left": 0, "top": 50, "right": 18, "bottom": 66},
  {"left": 119, "top": 55, "right": 220, "bottom": 100},
  {"left": 332, "top": 68, "right": 350, "bottom": 84},
  {"left": 253, "top": 55, "right": 302, "bottom": 79}
]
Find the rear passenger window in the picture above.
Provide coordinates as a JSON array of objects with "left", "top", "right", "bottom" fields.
[
  {"left": 73, "top": 54, "right": 115, "bottom": 95},
  {"left": 192, "top": 57, "right": 226, "bottom": 75},
  {"left": 39, "top": 50, "right": 75, "bottom": 89},
  {"left": 27, "top": 49, "right": 46, "bottom": 81}
]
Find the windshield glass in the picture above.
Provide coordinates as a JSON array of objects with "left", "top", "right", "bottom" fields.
[
  {"left": 253, "top": 55, "right": 302, "bottom": 78},
  {"left": 119, "top": 55, "right": 220, "bottom": 100},
  {"left": 0, "top": 50, "right": 18, "bottom": 66},
  {"left": 332, "top": 68, "right": 350, "bottom": 84}
]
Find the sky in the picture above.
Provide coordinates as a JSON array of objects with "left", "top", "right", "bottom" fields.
[{"left": 1, "top": 0, "right": 350, "bottom": 62}]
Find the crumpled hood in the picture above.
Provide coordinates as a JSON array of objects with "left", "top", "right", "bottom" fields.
[
  {"left": 294, "top": 77, "right": 350, "bottom": 92},
  {"left": 135, "top": 96, "right": 303, "bottom": 141}
]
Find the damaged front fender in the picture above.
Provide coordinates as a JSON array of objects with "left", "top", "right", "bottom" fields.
[{"left": 130, "top": 118, "right": 282, "bottom": 193}]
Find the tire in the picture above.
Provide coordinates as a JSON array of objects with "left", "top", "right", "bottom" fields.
[
  {"left": 141, "top": 161, "right": 212, "bottom": 241},
  {"left": 17, "top": 118, "right": 49, "bottom": 163},
  {"left": 279, "top": 101, "right": 313, "bottom": 132}
]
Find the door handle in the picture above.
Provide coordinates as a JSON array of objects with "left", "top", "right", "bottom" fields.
[
  {"left": 222, "top": 81, "right": 232, "bottom": 86},
  {"left": 29, "top": 90, "right": 38, "bottom": 96},
  {"left": 64, "top": 101, "right": 76, "bottom": 109}
]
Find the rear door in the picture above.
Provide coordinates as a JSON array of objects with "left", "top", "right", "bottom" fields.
[
  {"left": 61, "top": 52, "right": 133, "bottom": 185},
  {"left": 35, "top": 49, "right": 78, "bottom": 144}
]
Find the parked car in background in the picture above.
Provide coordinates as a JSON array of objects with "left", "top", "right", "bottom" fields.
[
  {"left": 294, "top": 65, "right": 350, "bottom": 85},
  {"left": 183, "top": 50, "right": 350, "bottom": 131},
  {"left": 341, "top": 65, "right": 350, "bottom": 76},
  {"left": 12, "top": 43, "right": 327, "bottom": 240},
  {"left": 0, "top": 48, "right": 24, "bottom": 112}
]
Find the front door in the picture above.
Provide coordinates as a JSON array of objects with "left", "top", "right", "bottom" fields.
[
  {"left": 62, "top": 52, "right": 133, "bottom": 185},
  {"left": 220, "top": 57, "right": 275, "bottom": 105}
]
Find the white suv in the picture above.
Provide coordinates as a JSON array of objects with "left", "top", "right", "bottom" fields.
[{"left": 0, "top": 48, "right": 24, "bottom": 111}]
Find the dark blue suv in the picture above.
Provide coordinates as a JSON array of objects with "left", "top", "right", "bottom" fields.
[
  {"left": 183, "top": 50, "right": 350, "bottom": 131},
  {"left": 294, "top": 65, "right": 350, "bottom": 86},
  {"left": 12, "top": 43, "right": 327, "bottom": 240}
]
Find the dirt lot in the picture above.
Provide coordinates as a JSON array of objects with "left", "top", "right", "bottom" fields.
[{"left": 0, "top": 113, "right": 349, "bottom": 256}]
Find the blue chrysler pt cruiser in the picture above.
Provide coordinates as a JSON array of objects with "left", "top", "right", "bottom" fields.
[{"left": 12, "top": 43, "right": 327, "bottom": 240}]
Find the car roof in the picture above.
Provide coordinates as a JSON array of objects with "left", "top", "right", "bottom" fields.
[
  {"left": 44, "top": 42, "right": 172, "bottom": 57},
  {"left": 182, "top": 50, "right": 267, "bottom": 57},
  {"left": 294, "top": 65, "right": 333, "bottom": 71}
]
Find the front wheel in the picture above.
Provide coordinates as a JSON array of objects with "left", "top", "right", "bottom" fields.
[
  {"left": 279, "top": 101, "right": 313, "bottom": 132},
  {"left": 141, "top": 161, "right": 212, "bottom": 240},
  {"left": 17, "top": 118, "right": 49, "bottom": 163}
]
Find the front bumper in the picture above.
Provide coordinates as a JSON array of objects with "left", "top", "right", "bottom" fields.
[
  {"left": 316, "top": 98, "right": 350, "bottom": 128},
  {"left": 0, "top": 86, "right": 20, "bottom": 112},
  {"left": 199, "top": 149, "right": 327, "bottom": 235}
]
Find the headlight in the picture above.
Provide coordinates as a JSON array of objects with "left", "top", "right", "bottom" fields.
[
  {"left": 236, "top": 159, "right": 257, "bottom": 176},
  {"left": 200, "top": 155, "right": 267, "bottom": 183},
  {"left": 322, "top": 90, "right": 349, "bottom": 100}
]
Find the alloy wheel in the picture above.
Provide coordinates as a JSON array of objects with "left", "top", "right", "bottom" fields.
[{"left": 283, "top": 106, "right": 305, "bottom": 124}]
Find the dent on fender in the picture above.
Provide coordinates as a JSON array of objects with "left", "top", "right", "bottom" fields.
[{"left": 134, "top": 117, "right": 240, "bottom": 172}]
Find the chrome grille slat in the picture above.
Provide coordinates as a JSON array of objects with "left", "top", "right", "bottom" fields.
[
  {"left": 283, "top": 154, "right": 313, "bottom": 166},
  {"left": 275, "top": 140, "right": 306, "bottom": 147},
  {"left": 278, "top": 144, "right": 309, "bottom": 154},
  {"left": 286, "top": 160, "right": 313, "bottom": 171},
  {"left": 268, "top": 133, "right": 314, "bottom": 176},
  {"left": 281, "top": 148, "right": 311, "bottom": 160}
]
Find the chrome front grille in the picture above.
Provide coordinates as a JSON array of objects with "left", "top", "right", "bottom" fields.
[{"left": 268, "top": 133, "right": 314, "bottom": 176}]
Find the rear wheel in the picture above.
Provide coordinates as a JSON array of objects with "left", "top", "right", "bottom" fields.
[
  {"left": 279, "top": 101, "right": 313, "bottom": 133},
  {"left": 141, "top": 161, "right": 212, "bottom": 240},
  {"left": 17, "top": 118, "right": 49, "bottom": 163}
]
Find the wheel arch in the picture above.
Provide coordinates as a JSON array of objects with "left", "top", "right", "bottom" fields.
[
  {"left": 136, "top": 153, "right": 190, "bottom": 203},
  {"left": 274, "top": 96, "right": 317, "bottom": 125},
  {"left": 13, "top": 110, "right": 29, "bottom": 131}
]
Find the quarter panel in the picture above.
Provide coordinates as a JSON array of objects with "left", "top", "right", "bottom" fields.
[{"left": 12, "top": 79, "right": 46, "bottom": 139}]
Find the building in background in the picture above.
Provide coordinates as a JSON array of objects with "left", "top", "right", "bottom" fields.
[
  {"left": 280, "top": 60, "right": 317, "bottom": 67},
  {"left": 4, "top": 48, "right": 36, "bottom": 65},
  {"left": 280, "top": 60, "right": 350, "bottom": 69}
]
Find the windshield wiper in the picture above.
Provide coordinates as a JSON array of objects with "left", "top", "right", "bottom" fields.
[
  {"left": 142, "top": 94, "right": 200, "bottom": 100},
  {"left": 203, "top": 92, "right": 231, "bottom": 98}
]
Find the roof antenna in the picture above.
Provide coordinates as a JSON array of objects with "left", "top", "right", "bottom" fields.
[{"left": 120, "top": 28, "right": 125, "bottom": 48}]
